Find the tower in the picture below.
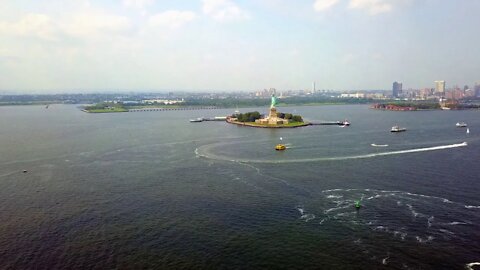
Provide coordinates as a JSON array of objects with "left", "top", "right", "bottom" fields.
[
  {"left": 392, "top": 81, "right": 402, "bottom": 98},
  {"left": 435, "top": 81, "right": 446, "bottom": 95}
]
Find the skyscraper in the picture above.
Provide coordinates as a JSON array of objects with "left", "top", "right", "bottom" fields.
[
  {"left": 475, "top": 82, "right": 480, "bottom": 98},
  {"left": 435, "top": 81, "right": 446, "bottom": 94},
  {"left": 392, "top": 81, "right": 402, "bottom": 97}
]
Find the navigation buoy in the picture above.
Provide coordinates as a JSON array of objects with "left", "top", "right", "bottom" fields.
[{"left": 355, "top": 200, "right": 361, "bottom": 209}]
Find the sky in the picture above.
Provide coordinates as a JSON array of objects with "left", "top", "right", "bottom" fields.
[{"left": 0, "top": 0, "right": 479, "bottom": 93}]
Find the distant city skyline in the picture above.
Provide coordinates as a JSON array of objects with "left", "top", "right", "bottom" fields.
[{"left": 1, "top": 0, "right": 480, "bottom": 93}]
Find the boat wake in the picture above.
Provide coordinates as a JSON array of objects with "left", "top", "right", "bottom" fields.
[
  {"left": 466, "top": 262, "right": 480, "bottom": 270},
  {"left": 196, "top": 142, "right": 468, "bottom": 164},
  {"left": 297, "top": 188, "right": 479, "bottom": 246}
]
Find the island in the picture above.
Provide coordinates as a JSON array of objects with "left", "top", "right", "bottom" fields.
[
  {"left": 83, "top": 103, "right": 128, "bottom": 113},
  {"left": 226, "top": 91, "right": 309, "bottom": 128}
]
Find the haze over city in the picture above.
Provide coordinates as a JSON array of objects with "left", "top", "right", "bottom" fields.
[{"left": 1, "top": 0, "right": 479, "bottom": 92}]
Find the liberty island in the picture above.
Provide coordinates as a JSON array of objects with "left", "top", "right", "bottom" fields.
[{"left": 226, "top": 90, "right": 309, "bottom": 128}]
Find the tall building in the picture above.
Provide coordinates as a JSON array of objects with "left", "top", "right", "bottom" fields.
[
  {"left": 392, "top": 81, "right": 402, "bottom": 97},
  {"left": 435, "top": 81, "right": 446, "bottom": 94},
  {"left": 475, "top": 82, "right": 480, "bottom": 98}
]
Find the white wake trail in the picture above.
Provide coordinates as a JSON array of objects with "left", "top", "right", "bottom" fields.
[{"left": 197, "top": 142, "right": 468, "bottom": 164}]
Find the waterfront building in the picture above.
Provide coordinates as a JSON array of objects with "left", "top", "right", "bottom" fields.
[
  {"left": 475, "top": 83, "right": 480, "bottom": 98},
  {"left": 392, "top": 81, "right": 402, "bottom": 97},
  {"left": 435, "top": 80, "right": 446, "bottom": 95}
]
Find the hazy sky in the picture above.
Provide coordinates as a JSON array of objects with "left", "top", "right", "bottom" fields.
[{"left": 0, "top": 0, "right": 479, "bottom": 92}]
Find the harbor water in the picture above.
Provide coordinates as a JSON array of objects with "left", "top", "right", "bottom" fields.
[{"left": 0, "top": 104, "right": 479, "bottom": 269}]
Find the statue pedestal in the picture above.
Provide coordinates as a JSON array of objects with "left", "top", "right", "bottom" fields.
[{"left": 255, "top": 106, "right": 288, "bottom": 125}]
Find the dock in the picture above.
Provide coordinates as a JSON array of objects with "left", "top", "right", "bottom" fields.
[
  {"left": 190, "top": 116, "right": 227, "bottom": 122},
  {"left": 129, "top": 106, "right": 218, "bottom": 112},
  {"left": 309, "top": 121, "right": 349, "bottom": 126}
]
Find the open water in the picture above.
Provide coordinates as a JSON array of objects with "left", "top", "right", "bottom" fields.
[{"left": 0, "top": 104, "right": 479, "bottom": 269}]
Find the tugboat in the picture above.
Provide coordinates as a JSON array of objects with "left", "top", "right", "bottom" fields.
[
  {"left": 456, "top": 122, "right": 467, "bottom": 127},
  {"left": 275, "top": 144, "right": 286, "bottom": 151},
  {"left": 391, "top": 126, "right": 406, "bottom": 132}
]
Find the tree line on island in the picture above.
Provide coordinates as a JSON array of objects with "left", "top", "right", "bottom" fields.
[{"left": 233, "top": 111, "right": 303, "bottom": 123}]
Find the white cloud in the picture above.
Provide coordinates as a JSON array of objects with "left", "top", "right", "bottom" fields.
[
  {"left": 313, "top": 0, "right": 340, "bottom": 12},
  {"left": 0, "top": 14, "right": 59, "bottom": 41},
  {"left": 202, "top": 0, "right": 249, "bottom": 22},
  {"left": 341, "top": 53, "right": 356, "bottom": 63},
  {"left": 64, "top": 11, "right": 132, "bottom": 40},
  {"left": 0, "top": 10, "right": 132, "bottom": 45},
  {"left": 348, "top": 0, "right": 393, "bottom": 15},
  {"left": 148, "top": 10, "right": 197, "bottom": 29},
  {"left": 123, "top": 0, "right": 154, "bottom": 9}
]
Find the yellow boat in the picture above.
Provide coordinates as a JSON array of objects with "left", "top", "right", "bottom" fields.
[{"left": 275, "top": 144, "right": 286, "bottom": 151}]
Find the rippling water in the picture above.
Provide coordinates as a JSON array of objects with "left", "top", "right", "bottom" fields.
[{"left": 0, "top": 104, "right": 479, "bottom": 269}]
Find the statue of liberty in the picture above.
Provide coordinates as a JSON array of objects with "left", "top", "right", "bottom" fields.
[{"left": 270, "top": 90, "right": 277, "bottom": 108}]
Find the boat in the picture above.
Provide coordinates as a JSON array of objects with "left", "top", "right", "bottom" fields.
[
  {"left": 189, "top": 118, "right": 203, "bottom": 123},
  {"left": 391, "top": 126, "right": 406, "bottom": 132},
  {"left": 337, "top": 120, "right": 350, "bottom": 126},
  {"left": 371, "top": 143, "right": 389, "bottom": 147},
  {"left": 275, "top": 144, "right": 286, "bottom": 151},
  {"left": 467, "top": 128, "right": 470, "bottom": 134},
  {"left": 456, "top": 122, "right": 467, "bottom": 127}
]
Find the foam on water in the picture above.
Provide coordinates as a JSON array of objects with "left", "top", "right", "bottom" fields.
[
  {"left": 318, "top": 188, "right": 478, "bottom": 247},
  {"left": 415, "top": 236, "right": 434, "bottom": 243},
  {"left": 466, "top": 262, "right": 480, "bottom": 270}
]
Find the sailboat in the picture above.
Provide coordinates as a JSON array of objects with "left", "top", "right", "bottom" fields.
[{"left": 466, "top": 128, "right": 470, "bottom": 134}]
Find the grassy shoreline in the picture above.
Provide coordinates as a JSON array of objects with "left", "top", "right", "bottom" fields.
[{"left": 227, "top": 119, "right": 310, "bottom": 128}]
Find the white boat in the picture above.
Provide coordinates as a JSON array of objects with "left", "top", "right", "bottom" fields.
[
  {"left": 371, "top": 144, "right": 389, "bottom": 147},
  {"left": 189, "top": 118, "right": 203, "bottom": 122},
  {"left": 456, "top": 122, "right": 467, "bottom": 127},
  {"left": 391, "top": 126, "right": 406, "bottom": 132},
  {"left": 466, "top": 128, "right": 470, "bottom": 134}
]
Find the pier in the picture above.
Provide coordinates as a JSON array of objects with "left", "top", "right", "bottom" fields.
[
  {"left": 129, "top": 106, "right": 218, "bottom": 112},
  {"left": 309, "top": 121, "right": 350, "bottom": 126}
]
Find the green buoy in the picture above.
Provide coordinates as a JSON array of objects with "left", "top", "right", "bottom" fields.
[{"left": 355, "top": 200, "right": 361, "bottom": 209}]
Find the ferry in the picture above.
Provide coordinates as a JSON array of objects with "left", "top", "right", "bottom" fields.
[
  {"left": 275, "top": 144, "right": 286, "bottom": 151},
  {"left": 391, "top": 126, "right": 406, "bottom": 132},
  {"left": 456, "top": 122, "right": 467, "bottom": 127}
]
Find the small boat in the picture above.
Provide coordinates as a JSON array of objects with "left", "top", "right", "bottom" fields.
[
  {"left": 189, "top": 118, "right": 203, "bottom": 123},
  {"left": 456, "top": 122, "right": 467, "bottom": 127},
  {"left": 466, "top": 128, "right": 470, "bottom": 134},
  {"left": 371, "top": 143, "right": 389, "bottom": 147},
  {"left": 275, "top": 144, "right": 286, "bottom": 151},
  {"left": 337, "top": 120, "right": 350, "bottom": 126},
  {"left": 391, "top": 126, "right": 406, "bottom": 132}
]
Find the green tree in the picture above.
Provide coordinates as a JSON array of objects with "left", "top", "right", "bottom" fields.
[{"left": 292, "top": 115, "right": 303, "bottom": 122}]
